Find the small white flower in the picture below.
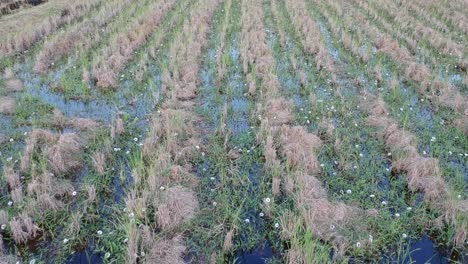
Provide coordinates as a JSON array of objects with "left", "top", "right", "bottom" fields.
[
  {"left": 210, "top": 177, "right": 215, "bottom": 181},
  {"left": 353, "top": 165, "right": 358, "bottom": 169},
  {"left": 259, "top": 212, "right": 264, "bottom": 217},
  {"left": 320, "top": 164, "right": 325, "bottom": 167},
  {"left": 72, "top": 191, "right": 77, "bottom": 196},
  {"left": 330, "top": 224, "right": 335, "bottom": 230},
  {"left": 113, "top": 148, "right": 120, "bottom": 152},
  {"left": 356, "top": 242, "right": 361, "bottom": 248},
  {"left": 140, "top": 251, "right": 146, "bottom": 257},
  {"left": 387, "top": 152, "right": 392, "bottom": 156},
  {"left": 402, "top": 233, "right": 407, "bottom": 238},
  {"left": 422, "top": 150, "right": 427, "bottom": 155},
  {"left": 1, "top": 224, "right": 6, "bottom": 230},
  {"left": 126, "top": 150, "right": 130, "bottom": 155},
  {"left": 430, "top": 137, "right": 436, "bottom": 142},
  {"left": 63, "top": 238, "right": 69, "bottom": 244},
  {"left": 274, "top": 223, "right": 280, "bottom": 228},
  {"left": 7, "top": 201, "right": 13, "bottom": 207},
  {"left": 104, "top": 252, "right": 110, "bottom": 259},
  {"left": 24, "top": 132, "right": 28, "bottom": 136},
  {"left": 395, "top": 213, "right": 400, "bottom": 217},
  {"left": 264, "top": 198, "right": 271, "bottom": 203},
  {"left": 381, "top": 201, "right": 387, "bottom": 205},
  {"left": 133, "top": 137, "right": 138, "bottom": 142},
  {"left": 359, "top": 153, "right": 363, "bottom": 157},
  {"left": 346, "top": 189, "right": 352, "bottom": 194},
  {"left": 457, "top": 194, "right": 462, "bottom": 199},
  {"left": 128, "top": 212, "right": 134, "bottom": 218},
  {"left": 195, "top": 145, "right": 200, "bottom": 150},
  {"left": 244, "top": 218, "right": 250, "bottom": 223},
  {"left": 9, "top": 138, "right": 14, "bottom": 142},
  {"left": 355, "top": 144, "right": 359, "bottom": 148},
  {"left": 406, "top": 207, "right": 412, "bottom": 211},
  {"left": 97, "top": 230, "right": 103, "bottom": 235},
  {"left": 123, "top": 238, "right": 128, "bottom": 243},
  {"left": 212, "top": 201, "right": 217, "bottom": 206},
  {"left": 6, "top": 157, "right": 12, "bottom": 162},
  {"left": 160, "top": 186, "right": 165, "bottom": 190}
]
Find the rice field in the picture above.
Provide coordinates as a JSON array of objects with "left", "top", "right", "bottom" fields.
[{"left": 0, "top": 0, "right": 467, "bottom": 263}]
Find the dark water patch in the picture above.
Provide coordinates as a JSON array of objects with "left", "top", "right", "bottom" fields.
[
  {"left": 404, "top": 235, "right": 464, "bottom": 264},
  {"left": 378, "top": 234, "right": 466, "bottom": 263},
  {"left": 66, "top": 243, "right": 103, "bottom": 264},
  {"left": 235, "top": 242, "right": 275, "bottom": 264},
  {"left": 407, "top": 235, "right": 448, "bottom": 264}
]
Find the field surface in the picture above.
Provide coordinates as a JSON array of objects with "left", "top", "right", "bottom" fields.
[{"left": 0, "top": 0, "right": 467, "bottom": 263}]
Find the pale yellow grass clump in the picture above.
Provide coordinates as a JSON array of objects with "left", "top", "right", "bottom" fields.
[
  {"left": 21, "top": 129, "right": 83, "bottom": 175},
  {"left": 265, "top": 98, "right": 293, "bottom": 126},
  {"left": 0, "top": 96, "right": 15, "bottom": 114},
  {"left": 5, "top": 79, "right": 23, "bottom": 92},
  {"left": 91, "top": 151, "right": 107, "bottom": 174},
  {"left": 143, "top": 109, "right": 198, "bottom": 160},
  {"left": 223, "top": 228, "right": 235, "bottom": 251},
  {"left": 47, "top": 133, "right": 82, "bottom": 174},
  {"left": 3, "top": 68, "right": 23, "bottom": 92},
  {"left": 146, "top": 235, "right": 186, "bottom": 264},
  {"left": 67, "top": 117, "right": 101, "bottom": 131},
  {"left": 279, "top": 126, "right": 322, "bottom": 174},
  {"left": 156, "top": 185, "right": 199, "bottom": 230},
  {"left": 27, "top": 170, "right": 74, "bottom": 212},
  {"left": 9, "top": 213, "right": 39, "bottom": 244},
  {"left": 52, "top": 109, "right": 101, "bottom": 131}
]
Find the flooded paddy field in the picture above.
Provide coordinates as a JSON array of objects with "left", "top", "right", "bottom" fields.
[{"left": 0, "top": 0, "right": 466, "bottom": 263}]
